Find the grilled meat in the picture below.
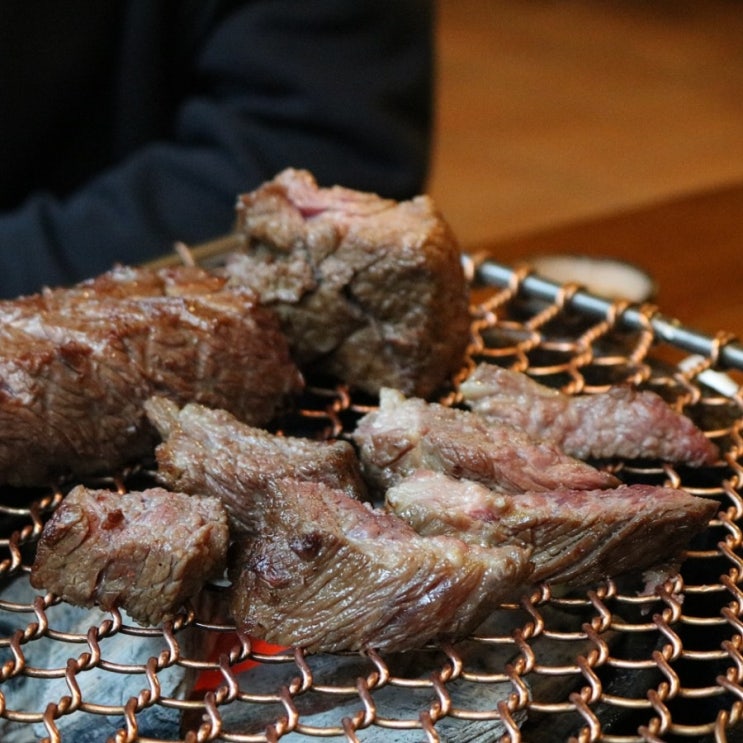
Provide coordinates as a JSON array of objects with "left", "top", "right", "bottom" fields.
[
  {"left": 30, "top": 486, "right": 229, "bottom": 625},
  {"left": 386, "top": 470, "right": 718, "bottom": 586},
  {"left": 460, "top": 364, "right": 719, "bottom": 466},
  {"left": 0, "top": 266, "right": 303, "bottom": 486},
  {"left": 228, "top": 477, "right": 532, "bottom": 653},
  {"left": 147, "top": 398, "right": 533, "bottom": 652},
  {"left": 223, "top": 168, "right": 471, "bottom": 397},
  {"left": 352, "top": 388, "right": 619, "bottom": 496},
  {"left": 3, "top": 263, "right": 228, "bottom": 313},
  {"left": 146, "top": 397, "right": 368, "bottom": 534}
]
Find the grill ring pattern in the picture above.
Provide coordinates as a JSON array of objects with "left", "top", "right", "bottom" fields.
[{"left": 1, "top": 262, "right": 742, "bottom": 742}]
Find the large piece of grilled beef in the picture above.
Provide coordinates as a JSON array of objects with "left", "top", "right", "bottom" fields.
[
  {"left": 0, "top": 266, "right": 302, "bottom": 486},
  {"left": 228, "top": 477, "right": 532, "bottom": 653},
  {"left": 30, "top": 486, "right": 229, "bottom": 625},
  {"left": 460, "top": 364, "right": 718, "bottom": 466},
  {"left": 146, "top": 398, "right": 532, "bottom": 651},
  {"left": 352, "top": 388, "right": 619, "bottom": 496},
  {"left": 222, "top": 168, "right": 471, "bottom": 397},
  {"left": 386, "top": 470, "right": 718, "bottom": 586}
]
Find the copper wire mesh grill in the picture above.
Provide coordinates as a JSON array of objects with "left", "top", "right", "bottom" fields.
[{"left": 1, "top": 259, "right": 743, "bottom": 742}]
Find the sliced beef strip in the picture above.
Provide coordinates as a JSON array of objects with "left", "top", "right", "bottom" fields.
[
  {"left": 352, "top": 388, "right": 619, "bottom": 497},
  {"left": 146, "top": 397, "right": 368, "bottom": 535},
  {"left": 0, "top": 270, "right": 303, "bottom": 487},
  {"left": 222, "top": 168, "right": 471, "bottom": 397},
  {"left": 228, "top": 477, "right": 532, "bottom": 654},
  {"left": 460, "top": 364, "right": 719, "bottom": 466},
  {"left": 386, "top": 470, "right": 718, "bottom": 587},
  {"left": 30, "top": 486, "right": 229, "bottom": 626}
]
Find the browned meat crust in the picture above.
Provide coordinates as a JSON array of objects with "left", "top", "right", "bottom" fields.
[
  {"left": 460, "top": 364, "right": 719, "bottom": 466},
  {"left": 146, "top": 397, "right": 368, "bottom": 534},
  {"left": 228, "top": 478, "right": 532, "bottom": 653},
  {"left": 223, "top": 168, "right": 471, "bottom": 397},
  {"left": 5, "top": 264, "right": 229, "bottom": 311},
  {"left": 0, "top": 266, "right": 303, "bottom": 486},
  {"left": 352, "top": 388, "right": 619, "bottom": 496},
  {"left": 30, "top": 486, "right": 229, "bottom": 625},
  {"left": 386, "top": 470, "right": 718, "bottom": 587}
]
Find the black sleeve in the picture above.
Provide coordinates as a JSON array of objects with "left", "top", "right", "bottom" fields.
[{"left": 0, "top": 0, "right": 434, "bottom": 298}]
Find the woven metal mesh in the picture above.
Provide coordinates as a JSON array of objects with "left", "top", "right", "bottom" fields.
[{"left": 1, "top": 264, "right": 742, "bottom": 742}]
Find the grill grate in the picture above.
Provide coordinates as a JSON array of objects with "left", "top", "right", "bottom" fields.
[{"left": 1, "top": 260, "right": 742, "bottom": 742}]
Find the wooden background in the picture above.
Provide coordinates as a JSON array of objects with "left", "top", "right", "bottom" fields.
[{"left": 428, "top": 0, "right": 743, "bottom": 338}]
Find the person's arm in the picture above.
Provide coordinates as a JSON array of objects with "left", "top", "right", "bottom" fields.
[{"left": 0, "top": 0, "right": 434, "bottom": 297}]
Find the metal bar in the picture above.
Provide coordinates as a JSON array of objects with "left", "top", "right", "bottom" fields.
[
  {"left": 143, "top": 233, "right": 246, "bottom": 270},
  {"left": 145, "top": 241, "right": 743, "bottom": 373},
  {"left": 475, "top": 258, "right": 743, "bottom": 371}
]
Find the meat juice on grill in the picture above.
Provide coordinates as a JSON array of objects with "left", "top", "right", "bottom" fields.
[
  {"left": 352, "top": 388, "right": 619, "bottom": 496},
  {"left": 223, "top": 168, "right": 471, "bottom": 397},
  {"left": 30, "top": 486, "right": 229, "bottom": 625},
  {"left": 386, "top": 470, "right": 718, "bottom": 587},
  {"left": 145, "top": 397, "right": 368, "bottom": 534},
  {"left": 228, "top": 477, "right": 532, "bottom": 654},
  {"left": 460, "top": 364, "right": 719, "bottom": 466},
  {"left": 0, "top": 266, "right": 303, "bottom": 486}
]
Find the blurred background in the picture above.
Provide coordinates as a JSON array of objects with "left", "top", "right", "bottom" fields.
[{"left": 428, "top": 0, "right": 743, "bottom": 249}]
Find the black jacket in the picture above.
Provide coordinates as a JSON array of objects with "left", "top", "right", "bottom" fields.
[{"left": 0, "top": 0, "right": 433, "bottom": 297}]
